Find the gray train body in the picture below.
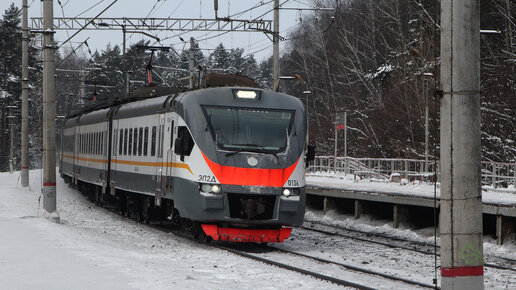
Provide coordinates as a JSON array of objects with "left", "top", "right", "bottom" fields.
[{"left": 60, "top": 87, "right": 307, "bottom": 241}]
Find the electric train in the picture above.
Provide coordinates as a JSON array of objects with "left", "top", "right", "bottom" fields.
[{"left": 60, "top": 81, "right": 311, "bottom": 243}]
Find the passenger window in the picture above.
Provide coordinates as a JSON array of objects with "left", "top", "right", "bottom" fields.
[
  {"left": 124, "top": 129, "right": 128, "bottom": 155},
  {"left": 128, "top": 129, "right": 133, "bottom": 155},
  {"left": 138, "top": 127, "right": 143, "bottom": 156},
  {"left": 151, "top": 126, "right": 156, "bottom": 156},
  {"left": 133, "top": 128, "right": 138, "bottom": 156},
  {"left": 118, "top": 130, "right": 123, "bottom": 155},
  {"left": 144, "top": 127, "right": 149, "bottom": 156}
]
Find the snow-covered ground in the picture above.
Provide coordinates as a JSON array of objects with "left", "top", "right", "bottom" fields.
[
  {"left": 1, "top": 169, "right": 514, "bottom": 289},
  {"left": 0, "top": 169, "right": 343, "bottom": 289}
]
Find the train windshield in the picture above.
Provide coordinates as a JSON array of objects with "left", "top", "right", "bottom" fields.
[{"left": 203, "top": 106, "right": 294, "bottom": 153}]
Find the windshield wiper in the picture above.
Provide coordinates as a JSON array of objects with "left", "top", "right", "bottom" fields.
[{"left": 224, "top": 144, "right": 279, "bottom": 159}]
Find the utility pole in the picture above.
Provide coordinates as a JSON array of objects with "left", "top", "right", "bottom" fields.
[
  {"left": 440, "top": 0, "right": 483, "bottom": 288},
  {"left": 189, "top": 37, "right": 195, "bottom": 89},
  {"left": 122, "top": 24, "right": 129, "bottom": 95},
  {"left": 80, "top": 69, "right": 86, "bottom": 108},
  {"left": 42, "top": 0, "right": 59, "bottom": 222},
  {"left": 344, "top": 111, "right": 347, "bottom": 158},
  {"left": 423, "top": 73, "right": 432, "bottom": 172},
  {"left": 5, "top": 106, "right": 17, "bottom": 174},
  {"left": 21, "top": 0, "right": 29, "bottom": 186},
  {"left": 9, "top": 115, "right": 15, "bottom": 174},
  {"left": 272, "top": 0, "right": 280, "bottom": 91}
]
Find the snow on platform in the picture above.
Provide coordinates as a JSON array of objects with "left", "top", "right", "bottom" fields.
[
  {"left": 0, "top": 170, "right": 341, "bottom": 289},
  {"left": 307, "top": 173, "right": 516, "bottom": 215}
]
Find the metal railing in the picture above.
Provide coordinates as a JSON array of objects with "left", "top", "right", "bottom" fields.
[{"left": 307, "top": 156, "right": 516, "bottom": 190}]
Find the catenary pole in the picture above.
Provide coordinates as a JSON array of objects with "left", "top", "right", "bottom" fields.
[
  {"left": 272, "top": 0, "right": 279, "bottom": 91},
  {"left": 9, "top": 114, "right": 15, "bottom": 174},
  {"left": 189, "top": 37, "right": 195, "bottom": 89},
  {"left": 21, "top": 0, "right": 29, "bottom": 186},
  {"left": 42, "top": 0, "right": 59, "bottom": 222},
  {"left": 440, "top": 0, "right": 483, "bottom": 287}
]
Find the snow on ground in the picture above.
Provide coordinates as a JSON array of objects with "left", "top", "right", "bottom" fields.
[
  {"left": 307, "top": 173, "right": 516, "bottom": 205},
  {"left": 307, "top": 173, "right": 516, "bottom": 261},
  {"left": 0, "top": 169, "right": 343, "bottom": 290},
  {"left": 1, "top": 169, "right": 514, "bottom": 289}
]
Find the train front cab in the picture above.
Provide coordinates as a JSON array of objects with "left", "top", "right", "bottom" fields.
[{"left": 168, "top": 87, "right": 307, "bottom": 243}]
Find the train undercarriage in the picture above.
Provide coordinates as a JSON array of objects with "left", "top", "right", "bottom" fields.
[{"left": 64, "top": 176, "right": 291, "bottom": 243}]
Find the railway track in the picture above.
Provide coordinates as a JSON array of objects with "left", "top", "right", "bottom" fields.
[
  {"left": 151, "top": 224, "right": 438, "bottom": 289},
  {"left": 77, "top": 189, "right": 513, "bottom": 288},
  {"left": 302, "top": 220, "right": 516, "bottom": 273}
]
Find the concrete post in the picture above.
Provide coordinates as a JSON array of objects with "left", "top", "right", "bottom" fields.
[
  {"left": 21, "top": 0, "right": 29, "bottom": 186},
  {"left": 272, "top": 0, "right": 279, "bottom": 91},
  {"left": 189, "top": 37, "right": 195, "bottom": 89},
  {"left": 334, "top": 128, "right": 337, "bottom": 173},
  {"left": 9, "top": 116, "right": 15, "bottom": 174},
  {"left": 42, "top": 0, "right": 59, "bottom": 222},
  {"left": 440, "top": 0, "right": 483, "bottom": 287},
  {"left": 354, "top": 199, "right": 361, "bottom": 219},
  {"left": 424, "top": 76, "right": 430, "bottom": 173},
  {"left": 496, "top": 215, "right": 503, "bottom": 246},
  {"left": 491, "top": 162, "right": 496, "bottom": 187}
]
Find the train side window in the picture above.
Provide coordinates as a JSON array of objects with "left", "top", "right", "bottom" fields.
[
  {"left": 176, "top": 126, "right": 195, "bottom": 160},
  {"left": 95, "top": 132, "right": 98, "bottom": 155},
  {"left": 128, "top": 128, "right": 133, "bottom": 156},
  {"left": 101, "top": 132, "right": 104, "bottom": 155},
  {"left": 118, "top": 129, "right": 123, "bottom": 155},
  {"left": 124, "top": 128, "right": 128, "bottom": 155},
  {"left": 143, "top": 127, "right": 149, "bottom": 156},
  {"left": 138, "top": 127, "right": 143, "bottom": 156},
  {"left": 133, "top": 128, "right": 138, "bottom": 156},
  {"left": 151, "top": 126, "right": 156, "bottom": 156},
  {"left": 112, "top": 129, "right": 117, "bottom": 156}
]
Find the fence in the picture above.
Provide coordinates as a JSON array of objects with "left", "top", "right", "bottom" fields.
[{"left": 308, "top": 156, "right": 516, "bottom": 189}]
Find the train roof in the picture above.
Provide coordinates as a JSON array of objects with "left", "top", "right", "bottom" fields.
[{"left": 67, "top": 85, "right": 303, "bottom": 123}]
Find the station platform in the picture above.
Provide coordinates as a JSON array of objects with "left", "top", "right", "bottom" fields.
[{"left": 306, "top": 175, "right": 516, "bottom": 245}]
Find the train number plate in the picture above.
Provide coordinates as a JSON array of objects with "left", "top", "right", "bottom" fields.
[{"left": 198, "top": 175, "right": 216, "bottom": 183}]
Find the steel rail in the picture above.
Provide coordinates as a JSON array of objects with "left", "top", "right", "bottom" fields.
[
  {"left": 268, "top": 245, "right": 438, "bottom": 289},
  {"left": 302, "top": 221, "right": 516, "bottom": 273}
]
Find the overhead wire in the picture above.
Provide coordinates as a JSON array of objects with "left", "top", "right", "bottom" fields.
[
  {"left": 73, "top": 0, "right": 106, "bottom": 18},
  {"left": 195, "top": 0, "right": 291, "bottom": 43},
  {"left": 157, "top": 0, "right": 276, "bottom": 43},
  {"left": 58, "top": 0, "right": 119, "bottom": 48}
]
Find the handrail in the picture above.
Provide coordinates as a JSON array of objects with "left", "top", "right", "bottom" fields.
[{"left": 307, "top": 156, "right": 516, "bottom": 190}]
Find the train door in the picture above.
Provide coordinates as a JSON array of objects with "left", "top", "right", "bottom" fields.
[
  {"left": 110, "top": 119, "right": 119, "bottom": 194},
  {"left": 154, "top": 114, "right": 165, "bottom": 204},
  {"left": 165, "top": 114, "right": 177, "bottom": 186}
]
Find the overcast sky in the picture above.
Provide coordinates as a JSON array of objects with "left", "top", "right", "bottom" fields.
[{"left": 1, "top": 0, "right": 318, "bottom": 61}]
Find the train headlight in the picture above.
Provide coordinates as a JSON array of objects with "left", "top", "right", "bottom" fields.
[
  {"left": 200, "top": 183, "right": 222, "bottom": 194},
  {"left": 282, "top": 188, "right": 300, "bottom": 197},
  {"left": 233, "top": 89, "right": 261, "bottom": 100},
  {"left": 211, "top": 185, "right": 221, "bottom": 193}
]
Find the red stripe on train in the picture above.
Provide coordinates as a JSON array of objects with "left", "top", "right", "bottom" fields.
[{"left": 202, "top": 152, "right": 299, "bottom": 187}]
